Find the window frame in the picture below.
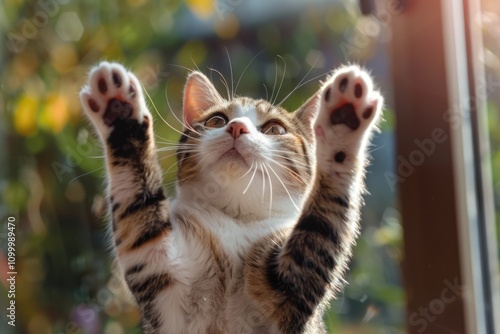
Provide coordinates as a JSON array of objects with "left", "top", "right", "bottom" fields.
[{"left": 388, "top": 0, "right": 499, "bottom": 332}]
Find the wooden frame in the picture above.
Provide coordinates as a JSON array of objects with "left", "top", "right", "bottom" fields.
[{"left": 388, "top": 0, "right": 498, "bottom": 333}]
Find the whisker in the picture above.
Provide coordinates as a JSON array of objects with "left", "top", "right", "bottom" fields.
[
  {"left": 162, "top": 161, "right": 179, "bottom": 175},
  {"left": 276, "top": 57, "right": 329, "bottom": 107},
  {"left": 156, "top": 141, "right": 198, "bottom": 147},
  {"left": 262, "top": 163, "right": 273, "bottom": 215},
  {"left": 156, "top": 139, "right": 199, "bottom": 145},
  {"left": 270, "top": 57, "right": 279, "bottom": 104},
  {"left": 157, "top": 149, "right": 178, "bottom": 156},
  {"left": 68, "top": 166, "right": 104, "bottom": 184},
  {"left": 267, "top": 158, "right": 306, "bottom": 186},
  {"left": 272, "top": 55, "right": 287, "bottom": 105},
  {"left": 268, "top": 148, "right": 309, "bottom": 157},
  {"left": 276, "top": 72, "right": 325, "bottom": 108},
  {"left": 161, "top": 150, "right": 203, "bottom": 163},
  {"left": 157, "top": 147, "right": 196, "bottom": 155},
  {"left": 159, "top": 147, "right": 200, "bottom": 157},
  {"left": 209, "top": 67, "right": 231, "bottom": 101},
  {"left": 164, "top": 80, "right": 202, "bottom": 136},
  {"left": 177, "top": 174, "right": 197, "bottom": 184},
  {"left": 159, "top": 163, "right": 179, "bottom": 177},
  {"left": 158, "top": 153, "right": 179, "bottom": 162},
  {"left": 156, "top": 141, "right": 198, "bottom": 152},
  {"left": 83, "top": 155, "right": 105, "bottom": 159},
  {"left": 161, "top": 155, "right": 184, "bottom": 173},
  {"left": 235, "top": 49, "right": 265, "bottom": 96},
  {"left": 143, "top": 82, "right": 201, "bottom": 142},
  {"left": 166, "top": 63, "right": 193, "bottom": 73},
  {"left": 162, "top": 178, "right": 178, "bottom": 188},
  {"left": 266, "top": 163, "right": 300, "bottom": 211},
  {"left": 268, "top": 152, "right": 310, "bottom": 168},
  {"left": 225, "top": 47, "right": 234, "bottom": 99},
  {"left": 265, "top": 153, "right": 307, "bottom": 176},
  {"left": 271, "top": 158, "right": 309, "bottom": 171},
  {"left": 157, "top": 149, "right": 198, "bottom": 159},
  {"left": 161, "top": 151, "right": 205, "bottom": 175},
  {"left": 263, "top": 84, "right": 269, "bottom": 101},
  {"left": 267, "top": 149, "right": 309, "bottom": 161},
  {"left": 157, "top": 146, "right": 197, "bottom": 153},
  {"left": 259, "top": 162, "right": 266, "bottom": 203},
  {"left": 368, "top": 143, "right": 386, "bottom": 154},
  {"left": 155, "top": 133, "right": 200, "bottom": 145},
  {"left": 237, "top": 162, "right": 255, "bottom": 181},
  {"left": 164, "top": 173, "right": 196, "bottom": 187},
  {"left": 155, "top": 133, "right": 179, "bottom": 143},
  {"left": 190, "top": 57, "right": 202, "bottom": 73},
  {"left": 242, "top": 164, "right": 258, "bottom": 195}
]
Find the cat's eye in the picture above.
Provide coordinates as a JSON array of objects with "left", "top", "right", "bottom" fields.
[
  {"left": 261, "top": 121, "right": 287, "bottom": 135},
  {"left": 205, "top": 114, "right": 227, "bottom": 128}
]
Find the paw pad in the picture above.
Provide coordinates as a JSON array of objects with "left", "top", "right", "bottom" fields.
[
  {"left": 362, "top": 107, "right": 373, "bottom": 120},
  {"left": 354, "top": 83, "right": 363, "bottom": 98},
  {"left": 325, "top": 87, "right": 331, "bottom": 102},
  {"left": 104, "top": 99, "right": 133, "bottom": 126},
  {"left": 319, "top": 66, "right": 382, "bottom": 133},
  {"left": 89, "top": 99, "right": 99, "bottom": 112},
  {"left": 331, "top": 104, "right": 360, "bottom": 130},
  {"left": 112, "top": 72, "right": 122, "bottom": 87},
  {"left": 98, "top": 78, "right": 108, "bottom": 93},
  {"left": 80, "top": 62, "right": 150, "bottom": 137},
  {"left": 334, "top": 151, "right": 346, "bottom": 163}
]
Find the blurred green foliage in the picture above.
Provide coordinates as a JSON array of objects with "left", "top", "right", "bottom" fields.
[{"left": 483, "top": 2, "right": 500, "bottom": 262}]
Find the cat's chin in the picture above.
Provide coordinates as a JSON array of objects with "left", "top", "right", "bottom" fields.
[
  {"left": 222, "top": 148, "right": 244, "bottom": 160},
  {"left": 218, "top": 148, "right": 250, "bottom": 172}
]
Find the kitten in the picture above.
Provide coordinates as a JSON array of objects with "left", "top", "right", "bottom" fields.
[{"left": 80, "top": 61, "right": 382, "bottom": 333}]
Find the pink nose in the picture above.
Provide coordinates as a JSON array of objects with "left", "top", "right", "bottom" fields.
[{"left": 227, "top": 121, "right": 249, "bottom": 139}]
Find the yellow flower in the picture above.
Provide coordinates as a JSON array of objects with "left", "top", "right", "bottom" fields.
[
  {"left": 14, "top": 94, "right": 39, "bottom": 137},
  {"left": 186, "top": 0, "right": 213, "bottom": 18},
  {"left": 40, "top": 93, "right": 69, "bottom": 134}
]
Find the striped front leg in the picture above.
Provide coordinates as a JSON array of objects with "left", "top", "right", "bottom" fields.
[
  {"left": 80, "top": 61, "right": 170, "bottom": 251},
  {"left": 80, "top": 62, "right": 171, "bottom": 331},
  {"left": 247, "top": 65, "right": 383, "bottom": 333}
]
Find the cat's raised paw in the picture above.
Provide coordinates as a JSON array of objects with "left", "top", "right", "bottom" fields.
[
  {"left": 316, "top": 65, "right": 382, "bottom": 137},
  {"left": 80, "top": 62, "right": 150, "bottom": 137},
  {"left": 313, "top": 65, "right": 383, "bottom": 170}
]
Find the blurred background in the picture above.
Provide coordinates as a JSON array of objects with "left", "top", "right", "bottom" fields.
[{"left": 0, "top": 0, "right": 498, "bottom": 333}]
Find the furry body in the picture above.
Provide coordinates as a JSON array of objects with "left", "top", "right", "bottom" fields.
[{"left": 80, "top": 61, "right": 383, "bottom": 333}]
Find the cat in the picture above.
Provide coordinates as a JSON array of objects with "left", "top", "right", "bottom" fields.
[{"left": 79, "top": 60, "right": 383, "bottom": 334}]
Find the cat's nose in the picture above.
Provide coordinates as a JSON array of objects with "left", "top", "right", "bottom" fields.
[{"left": 227, "top": 121, "right": 249, "bottom": 139}]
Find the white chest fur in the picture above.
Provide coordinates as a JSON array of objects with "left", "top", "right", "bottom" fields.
[{"left": 147, "top": 201, "right": 293, "bottom": 333}]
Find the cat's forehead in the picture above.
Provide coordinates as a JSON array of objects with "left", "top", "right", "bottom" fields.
[{"left": 222, "top": 97, "right": 289, "bottom": 122}]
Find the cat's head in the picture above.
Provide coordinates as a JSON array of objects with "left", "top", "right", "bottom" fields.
[{"left": 175, "top": 71, "right": 320, "bottom": 219}]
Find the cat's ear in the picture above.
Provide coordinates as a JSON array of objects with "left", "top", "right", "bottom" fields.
[
  {"left": 294, "top": 92, "right": 320, "bottom": 142},
  {"left": 183, "top": 71, "right": 225, "bottom": 127}
]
